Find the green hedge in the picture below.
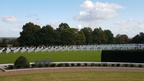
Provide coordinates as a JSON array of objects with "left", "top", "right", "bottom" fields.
[{"left": 102, "top": 50, "right": 144, "bottom": 63}]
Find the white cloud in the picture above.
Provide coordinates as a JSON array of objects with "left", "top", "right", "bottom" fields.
[
  {"left": 2, "top": 16, "right": 18, "bottom": 24},
  {"left": 114, "top": 18, "right": 134, "bottom": 26},
  {"left": 74, "top": 0, "right": 124, "bottom": 23}
]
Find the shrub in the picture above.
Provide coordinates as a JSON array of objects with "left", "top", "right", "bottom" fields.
[
  {"left": 71, "top": 63, "right": 75, "bottom": 67},
  {"left": 45, "top": 64, "right": 49, "bottom": 67},
  {"left": 77, "top": 63, "right": 81, "bottom": 66},
  {"left": 38, "top": 64, "right": 43, "bottom": 67},
  {"left": 102, "top": 63, "right": 108, "bottom": 66},
  {"left": 97, "top": 64, "right": 101, "bottom": 66},
  {"left": 7, "top": 65, "right": 14, "bottom": 69},
  {"left": 111, "top": 64, "right": 115, "bottom": 67},
  {"left": 14, "top": 56, "right": 30, "bottom": 68},
  {"left": 122, "top": 64, "right": 129, "bottom": 67},
  {"left": 65, "top": 63, "right": 69, "bottom": 67},
  {"left": 91, "top": 63, "right": 95, "bottom": 66},
  {"left": 138, "top": 64, "right": 143, "bottom": 67},
  {"left": 84, "top": 63, "right": 88, "bottom": 66},
  {"left": 129, "top": 64, "right": 135, "bottom": 67},
  {"left": 50, "top": 63, "right": 56, "bottom": 67},
  {"left": 116, "top": 64, "right": 121, "bottom": 67},
  {"left": 57, "top": 63, "right": 63, "bottom": 67},
  {"left": 31, "top": 64, "right": 36, "bottom": 68}
]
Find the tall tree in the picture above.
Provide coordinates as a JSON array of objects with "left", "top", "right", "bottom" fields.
[
  {"left": 115, "top": 34, "right": 130, "bottom": 44},
  {"left": 38, "top": 25, "right": 55, "bottom": 45},
  {"left": 57, "top": 23, "right": 70, "bottom": 31},
  {"left": 18, "top": 22, "right": 40, "bottom": 46},
  {"left": 61, "top": 28, "right": 78, "bottom": 45},
  {"left": 92, "top": 27, "right": 108, "bottom": 44},
  {"left": 104, "top": 30, "right": 114, "bottom": 44},
  {"left": 81, "top": 27, "right": 93, "bottom": 44},
  {"left": 131, "top": 32, "right": 144, "bottom": 43},
  {"left": 76, "top": 31, "right": 86, "bottom": 45}
]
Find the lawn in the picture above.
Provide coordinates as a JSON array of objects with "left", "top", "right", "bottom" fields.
[
  {"left": 0, "top": 50, "right": 101, "bottom": 64},
  {"left": 0, "top": 71, "right": 144, "bottom": 81}
]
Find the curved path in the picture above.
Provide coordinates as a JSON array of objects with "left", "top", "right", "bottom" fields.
[{"left": 0, "top": 67, "right": 144, "bottom": 76}]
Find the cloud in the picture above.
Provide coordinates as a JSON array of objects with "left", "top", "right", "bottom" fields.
[
  {"left": 74, "top": 0, "right": 124, "bottom": 23},
  {"left": 2, "top": 16, "right": 18, "bottom": 24},
  {"left": 114, "top": 19, "right": 134, "bottom": 26}
]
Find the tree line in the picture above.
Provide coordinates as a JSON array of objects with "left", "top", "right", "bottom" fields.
[{"left": 2, "top": 22, "right": 144, "bottom": 47}]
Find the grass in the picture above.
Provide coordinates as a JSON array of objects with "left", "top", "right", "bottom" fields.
[
  {"left": 0, "top": 50, "right": 101, "bottom": 64},
  {"left": 0, "top": 71, "right": 144, "bottom": 81}
]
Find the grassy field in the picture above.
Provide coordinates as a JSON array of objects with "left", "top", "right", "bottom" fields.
[
  {"left": 0, "top": 71, "right": 144, "bottom": 81},
  {"left": 0, "top": 50, "right": 101, "bottom": 64}
]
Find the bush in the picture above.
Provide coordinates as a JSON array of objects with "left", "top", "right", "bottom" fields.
[
  {"left": 65, "top": 63, "right": 69, "bottom": 67},
  {"left": 77, "top": 63, "right": 81, "bottom": 66},
  {"left": 57, "top": 63, "right": 63, "bottom": 67},
  {"left": 7, "top": 65, "right": 14, "bottom": 69},
  {"left": 129, "top": 64, "right": 135, "bottom": 67},
  {"left": 138, "top": 64, "right": 143, "bottom": 67},
  {"left": 71, "top": 63, "right": 75, "bottom": 67},
  {"left": 38, "top": 64, "right": 43, "bottom": 67},
  {"left": 111, "top": 64, "right": 115, "bottom": 67},
  {"left": 97, "top": 64, "right": 101, "bottom": 66},
  {"left": 116, "top": 64, "right": 121, "bottom": 67},
  {"left": 50, "top": 63, "right": 56, "bottom": 67},
  {"left": 31, "top": 64, "right": 36, "bottom": 68},
  {"left": 84, "top": 63, "right": 88, "bottom": 66},
  {"left": 102, "top": 63, "right": 107, "bottom": 66},
  {"left": 14, "top": 56, "right": 30, "bottom": 68},
  {"left": 91, "top": 63, "right": 95, "bottom": 66},
  {"left": 45, "top": 64, "right": 49, "bottom": 67},
  {"left": 122, "top": 64, "right": 129, "bottom": 67}
]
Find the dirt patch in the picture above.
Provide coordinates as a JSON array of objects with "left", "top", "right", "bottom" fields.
[{"left": 0, "top": 67, "right": 144, "bottom": 76}]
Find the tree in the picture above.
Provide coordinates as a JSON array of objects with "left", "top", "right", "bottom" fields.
[
  {"left": 38, "top": 25, "right": 55, "bottom": 45},
  {"left": 61, "top": 28, "right": 78, "bottom": 45},
  {"left": 81, "top": 27, "right": 93, "bottom": 44},
  {"left": 92, "top": 27, "right": 108, "bottom": 44},
  {"left": 76, "top": 31, "right": 86, "bottom": 45},
  {"left": 115, "top": 34, "right": 130, "bottom": 44},
  {"left": 57, "top": 23, "right": 70, "bottom": 31},
  {"left": 18, "top": 22, "right": 40, "bottom": 46},
  {"left": 14, "top": 56, "right": 30, "bottom": 68},
  {"left": 131, "top": 32, "right": 144, "bottom": 43},
  {"left": 104, "top": 30, "right": 114, "bottom": 44}
]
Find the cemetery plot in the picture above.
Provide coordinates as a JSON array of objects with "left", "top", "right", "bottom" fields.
[{"left": 0, "top": 50, "right": 101, "bottom": 64}]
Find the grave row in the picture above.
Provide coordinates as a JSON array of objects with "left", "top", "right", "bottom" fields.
[{"left": 0, "top": 44, "right": 143, "bottom": 53}]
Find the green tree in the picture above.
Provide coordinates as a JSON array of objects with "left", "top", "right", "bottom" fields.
[
  {"left": 57, "top": 23, "right": 70, "bottom": 31},
  {"left": 38, "top": 25, "right": 55, "bottom": 45},
  {"left": 131, "top": 32, "right": 144, "bottom": 43},
  {"left": 61, "top": 28, "right": 78, "bottom": 45},
  {"left": 104, "top": 30, "right": 114, "bottom": 44},
  {"left": 18, "top": 22, "right": 40, "bottom": 46},
  {"left": 76, "top": 31, "right": 86, "bottom": 45},
  {"left": 92, "top": 27, "right": 108, "bottom": 44},
  {"left": 115, "top": 34, "right": 130, "bottom": 44},
  {"left": 81, "top": 27, "right": 93, "bottom": 44}
]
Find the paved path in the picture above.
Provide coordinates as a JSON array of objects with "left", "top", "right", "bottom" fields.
[{"left": 0, "top": 67, "right": 144, "bottom": 76}]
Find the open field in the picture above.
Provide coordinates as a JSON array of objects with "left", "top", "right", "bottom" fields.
[
  {"left": 0, "top": 67, "right": 144, "bottom": 81},
  {"left": 0, "top": 50, "right": 101, "bottom": 64}
]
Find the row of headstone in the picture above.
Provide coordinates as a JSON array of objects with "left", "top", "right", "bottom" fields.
[{"left": 0, "top": 44, "right": 144, "bottom": 53}]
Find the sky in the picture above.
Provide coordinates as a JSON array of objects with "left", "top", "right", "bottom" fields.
[{"left": 0, "top": 0, "right": 144, "bottom": 37}]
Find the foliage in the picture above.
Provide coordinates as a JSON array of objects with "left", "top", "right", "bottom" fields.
[{"left": 14, "top": 56, "right": 30, "bottom": 68}]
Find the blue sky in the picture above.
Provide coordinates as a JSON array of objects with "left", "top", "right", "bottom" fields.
[{"left": 0, "top": 0, "right": 144, "bottom": 37}]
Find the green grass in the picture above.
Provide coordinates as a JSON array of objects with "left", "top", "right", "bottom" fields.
[
  {"left": 0, "top": 71, "right": 144, "bottom": 81},
  {"left": 0, "top": 50, "right": 101, "bottom": 64}
]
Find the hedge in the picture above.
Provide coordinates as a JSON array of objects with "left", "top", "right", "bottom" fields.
[{"left": 102, "top": 50, "right": 144, "bottom": 63}]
